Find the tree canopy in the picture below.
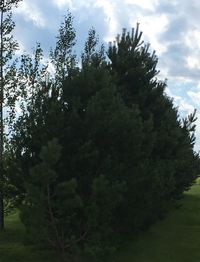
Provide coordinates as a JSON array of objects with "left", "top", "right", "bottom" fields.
[{"left": 4, "top": 12, "right": 200, "bottom": 262}]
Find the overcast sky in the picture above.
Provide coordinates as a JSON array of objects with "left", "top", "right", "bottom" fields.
[{"left": 12, "top": 0, "right": 200, "bottom": 151}]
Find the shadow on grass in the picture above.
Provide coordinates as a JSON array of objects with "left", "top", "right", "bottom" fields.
[
  {"left": 1, "top": 186, "right": 200, "bottom": 262},
  {"left": 0, "top": 211, "right": 57, "bottom": 262}
]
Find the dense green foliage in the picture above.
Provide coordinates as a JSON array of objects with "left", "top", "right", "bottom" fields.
[
  {"left": 5, "top": 14, "right": 200, "bottom": 261},
  {"left": 2, "top": 184, "right": 200, "bottom": 262}
]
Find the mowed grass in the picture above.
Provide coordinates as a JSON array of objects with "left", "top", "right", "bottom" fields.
[
  {"left": 0, "top": 211, "right": 57, "bottom": 262},
  {"left": 111, "top": 184, "right": 200, "bottom": 262},
  {"left": 1, "top": 185, "right": 200, "bottom": 262}
]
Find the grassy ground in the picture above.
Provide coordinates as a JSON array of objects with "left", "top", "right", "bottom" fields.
[
  {"left": 1, "top": 185, "right": 200, "bottom": 261},
  {"left": 0, "top": 211, "right": 57, "bottom": 262},
  {"left": 111, "top": 184, "right": 200, "bottom": 262}
]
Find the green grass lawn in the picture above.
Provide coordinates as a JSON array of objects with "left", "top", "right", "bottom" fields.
[
  {"left": 111, "top": 184, "right": 200, "bottom": 262},
  {"left": 0, "top": 211, "right": 57, "bottom": 262},
  {"left": 1, "top": 185, "right": 200, "bottom": 261}
]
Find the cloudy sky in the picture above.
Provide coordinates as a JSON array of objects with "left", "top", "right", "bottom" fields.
[{"left": 11, "top": 0, "right": 200, "bottom": 151}]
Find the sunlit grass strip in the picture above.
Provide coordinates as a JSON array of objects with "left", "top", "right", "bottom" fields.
[{"left": 111, "top": 184, "right": 200, "bottom": 262}]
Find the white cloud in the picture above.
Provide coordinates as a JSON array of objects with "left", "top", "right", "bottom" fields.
[
  {"left": 178, "top": 100, "right": 195, "bottom": 114},
  {"left": 129, "top": 14, "right": 168, "bottom": 55},
  {"left": 166, "top": 88, "right": 195, "bottom": 114},
  {"left": 15, "top": 1, "right": 45, "bottom": 27},
  {"left": 187, "top": 56, "right": 200, "bottom": 69},
  {"left": 185, "top": 30, "right": 200, "bottom": 49},
  {"left": 52, "top": 0, "right": 74, "bottom": 10},
  {"left": 94, "top": 0, "right": 119, "bottom": 42},
  {"left": 125, "top": 0, "right": 158, "bottom": 11},
  {"left": 187, "top": 91, "right": 200, "bottom": 106}
]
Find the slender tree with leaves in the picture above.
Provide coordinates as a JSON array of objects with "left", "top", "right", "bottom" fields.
[{"left": 0, "top": 0, "right": 21, "bottom": 230}]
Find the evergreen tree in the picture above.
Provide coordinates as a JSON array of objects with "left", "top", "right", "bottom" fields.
[
  {"left": 7, "top": 17, "right": 200, "bottom": 260},
  {"left": 21, "top": 139, "right": 84, "bottom": 262}
]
